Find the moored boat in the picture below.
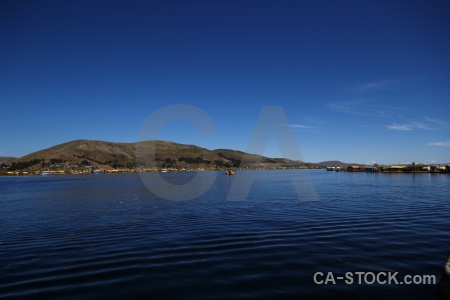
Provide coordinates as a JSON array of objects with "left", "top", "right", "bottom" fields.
[{"left": 438, "top": 254, "right": 450, "bottom": 300}]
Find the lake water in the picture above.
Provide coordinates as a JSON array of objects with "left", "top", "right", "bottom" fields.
[{"left": 1, "top": 170, "right": 449, "bottom": 299}]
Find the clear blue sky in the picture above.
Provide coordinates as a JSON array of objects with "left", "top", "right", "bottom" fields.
[{"left": 1, "top": 0, "right": 449, "bottom": 164}]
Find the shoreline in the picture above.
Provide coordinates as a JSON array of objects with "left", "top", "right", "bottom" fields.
[{"left": 1, "top": 167, "right": 449, "bottom": 177}]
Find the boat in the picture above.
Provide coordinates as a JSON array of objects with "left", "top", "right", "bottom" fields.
[
  {"left": 160, "top": 168, "right": 168, "bottom": 173},
  {"left": 438, "top": 254, "right": 450, "bottom": 299},
  {"left": 226, "top": 170, "right": 235, "bottom": 175},
  {"left": 92, "top": 169, "right": 102, "bottom": 174},
  {"left": 326, "top": 167, "right": 332, "bottom": 171},
  {"left": 365, "top": 166, "right": 378, "bottom": 172}
]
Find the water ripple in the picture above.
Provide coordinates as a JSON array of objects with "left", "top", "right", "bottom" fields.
[{"left": 1, "top": 171, "right": 449, "bottom": 299}]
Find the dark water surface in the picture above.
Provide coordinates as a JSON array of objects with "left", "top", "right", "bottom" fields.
[{"left": 1, "top": 170, "right": 449, "bottom": 299}]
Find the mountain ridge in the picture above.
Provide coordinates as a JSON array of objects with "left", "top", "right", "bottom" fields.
[
  {"left": 4, "top": 139, "right": 321, "bottom": 172},
  {"left": 317, "top": 160, "right": 363, "bottom": 167},
  {"left": 0, "top": 156, "right": 16, "bottom": 164}
]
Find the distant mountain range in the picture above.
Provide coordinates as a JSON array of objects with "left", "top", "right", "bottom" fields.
[
  {"left": 0, "top": 156, "right": 16, "bottom": 164},
  {"left": 317, "top": 160, "right": 362, "bottom": 167},
  {"left": 4, "top": 139, "right": 324, "bottom": 171}
]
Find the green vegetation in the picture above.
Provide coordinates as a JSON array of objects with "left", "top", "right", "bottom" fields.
[
  {"left": 80, "top": 160, "right": 91, "bottom": 166},
  {"left": 73, "top": 154, "right": 103, "bottom": 165},
  {"left": 8, "top": 159, "right": 43, "bottom": 171}
]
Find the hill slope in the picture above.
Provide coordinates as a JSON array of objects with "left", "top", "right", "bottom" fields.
[{"left": 7, "top": 139, "right": 317, "bottom": 171}]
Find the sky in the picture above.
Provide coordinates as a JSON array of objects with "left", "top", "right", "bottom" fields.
[{"left": 1, "top": 0, "right": 449, "bottom": 164}]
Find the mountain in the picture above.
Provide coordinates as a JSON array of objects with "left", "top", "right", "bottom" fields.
[
  {"left": 318, "top": 160, "right": 362, "bottom": 167},
  {"left": 0, "top": 156, "right": 16, "bottom": 164},
  {"left": 6, "top": 139, "right": 320, "bottom": 172}
]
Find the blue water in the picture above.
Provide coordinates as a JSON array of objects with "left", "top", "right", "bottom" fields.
[{"left": 1, "top": 170, "right": 449, "bottom": 299}]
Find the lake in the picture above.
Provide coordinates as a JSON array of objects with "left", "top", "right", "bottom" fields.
[{"left": 1, "top": 170, "right": 449, "bottom": 299}]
